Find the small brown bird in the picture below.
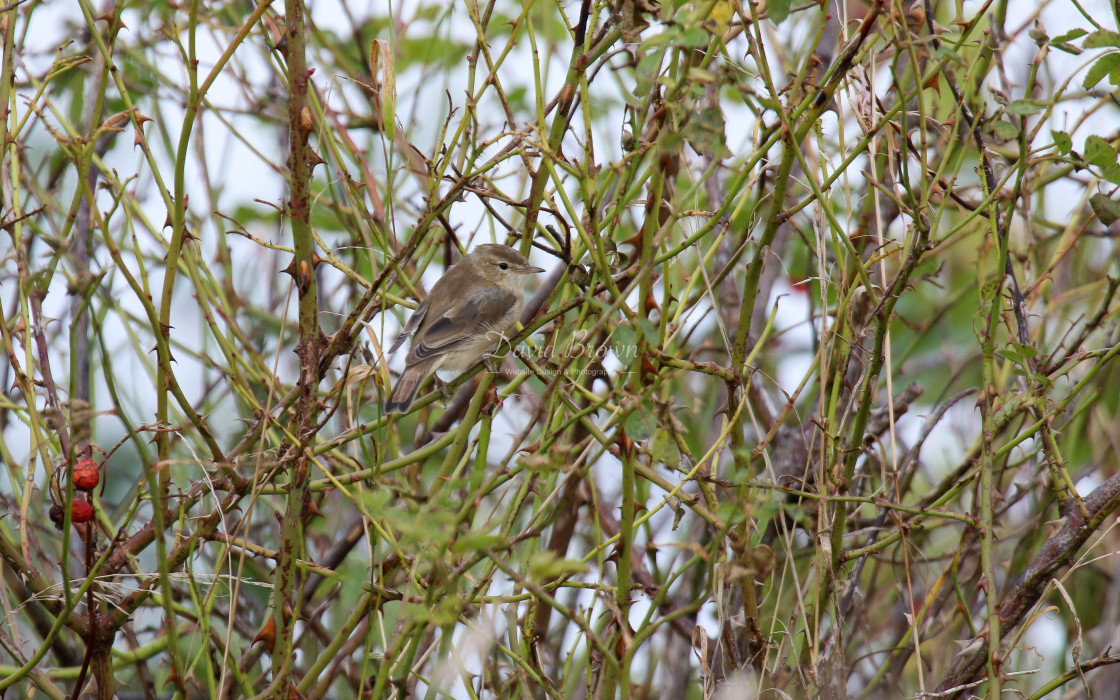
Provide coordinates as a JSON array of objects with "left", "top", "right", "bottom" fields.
[{"left": 385, "top": 244, "right": 545, "bottom": 414}]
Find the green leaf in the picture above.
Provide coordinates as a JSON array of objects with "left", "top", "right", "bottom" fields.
[
  {"left": 1005, "top": 100, "right": 1042, "bottom": 116},
  {"left": 650, "top": 430, "right": 681, "bottom": 467},
  {"left": 354, "top": 488, "right": 393, "bottom": 514},
  {"left": 679, "top": 26, "right": 711, "bottom": 48},
  {"left": 1052, "top": 29, "right": 1087, "bottom": 54},
  {"left": 700, "top": 1, "right": 735, "bottom": 35},
  {"left": 1084, "top": 135, "right": 1117, "bottom": 168},
  {"left": 612, "top": 323, "right": 637, "bottom": 358},
  {"left": 1090, "top": 193, "right": 1120, "bottom": 225},
  {"left": 505, "top": 86, "right": 529, "bottom": 111},
  {"left": 715, "top": 500, "right": 749, "bottom": 525},
  {"left": 1052, "top": 28, "right": 1088, "bottom": 44},
  {"left": 639, "top": 28, "right": 676, "bottom": 49},
  {"left": 992, "top": 119, "right": 1018, "bottom": 140},
  {"left": 684, "top": 106, "right": 731, "bottom": 157},
  {"left": 1084, "top": 30, "right": 1120, "bottom": 48},
  {"left": 636, "top": 318, "right": 660, "bottom": 345},
  {"left": 625, "top": 409, "right": 657, "bottom": 441},
  {"left": 450, "top": 532, "right": 507, "bottom": 555},
  {"left": 767, "top": 0, "right": 791, "bottom": 25},
  {"left": 658, "top": 131, "right": 685, "bottom": 156},
  {"left": 1051, "top": 41, "right": 1084, "bottom": 55},
  {"left": 634, "top": 50, "right": 664, "bottom": 98},
  {"left": 1012, "top": 340, "right": 1034, "bottom": 358},
  {"left": 1102, "top": 163, "right": 1120, "bottom": 184},
  {"left": 1051, "top": 130, "right": 1072, "bottom": 155},
  {"left": 1083, "top": 53, "right": 1120, "bottom": 89},
  {"left": 935, "top": 45, "right": 963, "bottom": 63}
]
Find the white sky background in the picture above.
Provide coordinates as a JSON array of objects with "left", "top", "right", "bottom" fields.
[{"left": 6, "top": 0, "right": 1118, "bottom": 695}]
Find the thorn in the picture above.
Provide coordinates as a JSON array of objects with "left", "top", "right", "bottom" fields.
[
  {"left": 299, "top": 106, "right": 314, "bottom": 143},
  {"left": 252, "top": 616, "right": 276, "bottom": 652}
]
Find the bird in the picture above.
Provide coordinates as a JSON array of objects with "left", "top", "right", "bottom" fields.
[{"left": 384, "top": 244, "right": 545, "bottom": 414}]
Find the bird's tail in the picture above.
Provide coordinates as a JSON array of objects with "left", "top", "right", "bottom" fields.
[{"left": 385, "top": 365, "right": 428, "bottom": 414}]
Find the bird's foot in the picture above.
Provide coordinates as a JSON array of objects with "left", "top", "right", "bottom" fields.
[
  {"left": 434, "top": 376, "right": 454, "bottom": 403},
  {"left": 481, "top": 354, "right": 504, "bottom": 375}
]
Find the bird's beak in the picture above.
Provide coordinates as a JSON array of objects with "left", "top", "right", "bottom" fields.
[{"left": 516, "top": 265, "right": 546, "bottom": 274}]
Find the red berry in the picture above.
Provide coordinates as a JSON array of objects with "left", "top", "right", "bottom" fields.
[
  {"left": 70, "top": 499, "right": 94, "bottom": 523},
  {"left": 73, "top": 457, "right": 100, "bottom": 490}
]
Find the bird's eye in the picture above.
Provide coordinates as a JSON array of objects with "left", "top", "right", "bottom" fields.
[{"left": 499, "top": 262, "right": 509, "bottom": 270}]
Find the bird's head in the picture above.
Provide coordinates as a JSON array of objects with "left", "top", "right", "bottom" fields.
[{"left": 469, "top": 244, "right": 545, "bottom": 287}]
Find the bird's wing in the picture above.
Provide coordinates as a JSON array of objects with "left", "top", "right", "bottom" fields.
[
  {"left": 389, "top": 298, "right": 429, "bottom": 354},
  {"left": 410, "top": 285, "right": 517, "bottom": 361}
]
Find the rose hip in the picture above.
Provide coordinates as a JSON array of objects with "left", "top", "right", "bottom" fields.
[
  {"left": 73, "top": 457, "right": 100, "bottom": 491},
  {"left": 70, "top": 499, "right": 94, "bottom": 524}
]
